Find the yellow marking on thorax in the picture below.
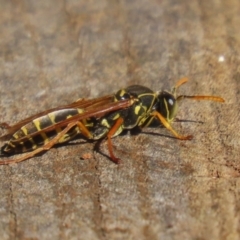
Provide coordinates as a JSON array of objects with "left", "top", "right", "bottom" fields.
[
  {"left": 101, "top": 119, "right": 110, "bottom": 128},
  {"left": 119, "top": 90, "right": 126, "bottom": 96},
  {"left": 112, "top": 113, "right": 120, "bottom": 120},
  {"left": 134, "top": 105, "right": 141, "bottom": 115}
]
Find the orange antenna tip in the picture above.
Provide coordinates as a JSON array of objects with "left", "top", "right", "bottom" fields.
[
  {"left": 177, "top": 95, "right": 225, "bottom": 102},
  {"left": 175, "top": 77, "right": 188, "bottom": 88}
]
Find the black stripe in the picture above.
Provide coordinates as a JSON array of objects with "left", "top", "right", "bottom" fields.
[
  {"left": 32, "top": 134, "right": 46, "bottom": 146},
  {"left": 39, "top": 115, "right": 54, "bottom": 129},
  {"left": 54, "top": 109, "right": 79, "bottom": 123},
  {"left": 23, "top": 140, "right": 35, "bottom": 151}
]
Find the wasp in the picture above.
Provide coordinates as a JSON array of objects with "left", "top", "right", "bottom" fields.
[{"left": 0, "top": 78, "right": 224, "bottom": 165}]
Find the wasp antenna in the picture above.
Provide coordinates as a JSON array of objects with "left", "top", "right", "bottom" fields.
[
  {"left": 177, "top": 95, "right": 225, "bottom": 103},
  {"left": 172, "top": 77, "right": 188, "bottom": 95},
  {"left": 175, "top": 77, "right": 189, "bottom": 88}
]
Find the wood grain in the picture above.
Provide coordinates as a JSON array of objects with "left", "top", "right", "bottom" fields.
[{"left": 0, "top": 0, "right": 239, "bottom": 239}]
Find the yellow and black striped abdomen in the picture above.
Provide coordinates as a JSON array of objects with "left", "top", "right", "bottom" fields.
[{"left": 2, "top": 108, "right": 86, "bottom": 154}]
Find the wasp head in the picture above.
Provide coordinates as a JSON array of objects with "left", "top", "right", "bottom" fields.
[{"left": 156, "top": 91, "right": 178, "bottom": 122}]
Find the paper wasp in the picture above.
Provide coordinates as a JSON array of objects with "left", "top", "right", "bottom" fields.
[{"left": 0, "top": 78, "right": 224, "bottom": 165}]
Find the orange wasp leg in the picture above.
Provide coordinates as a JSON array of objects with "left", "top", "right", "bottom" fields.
[
  {"left": 151, "top": 111, "right": 193, "bottom": 140},
  {"left": 75, "top": 121, "right": 93, "bottom": 139},
  {"left": 106, "top": 117, "right": 124, "bottom": 164},
  {"left": 0, "top": 121, "right": 92, "bottom": 165}
]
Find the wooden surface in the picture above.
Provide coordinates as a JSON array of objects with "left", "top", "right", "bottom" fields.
[{"left": 0, "top": 0, "right": 239, "bottom": 239}]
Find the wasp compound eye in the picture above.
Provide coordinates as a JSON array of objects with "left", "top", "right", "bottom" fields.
[
  {"left": 168, "top": 98, "right": 174, "bottom": 106},
  {"left": 156, "top": 91, "right": 177, "bottom": 121},
  {"left": 165, "top": 96, "right": 176, "bottom": 112}
]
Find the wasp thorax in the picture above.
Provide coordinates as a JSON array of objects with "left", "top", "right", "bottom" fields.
[
  {"left": 114, "top": 89, "right": 132, "bottom": 101},
  {"left": 156, "top": 91, "right": 178, "bottom": 121}
]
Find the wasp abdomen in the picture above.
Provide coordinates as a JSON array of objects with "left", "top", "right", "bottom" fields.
[{"left": 2, "top": 109, "right": 84, "bottom": 154}]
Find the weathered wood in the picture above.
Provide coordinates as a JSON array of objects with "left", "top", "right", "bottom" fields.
[{"left": 0, "top": 0, "right": 239, "bottom": 239}]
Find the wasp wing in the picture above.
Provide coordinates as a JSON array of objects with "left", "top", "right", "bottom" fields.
[
  {"left": 0, "top": 95, "right": 114, "bottom": 141},
  {"left": 1, "top": 96, "right": 135, "bottom": 143}
]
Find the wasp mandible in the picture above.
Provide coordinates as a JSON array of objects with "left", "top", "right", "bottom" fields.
[{"left": 0, "top": 78, "right": 224, "bottom": 165}]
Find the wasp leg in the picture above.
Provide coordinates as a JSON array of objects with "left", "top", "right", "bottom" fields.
[
  {"left": 0, "top": 121, "right": 87, "bottom": 165},
  {"left": 75, "top": 121, "right": 93, "bottom": 139},
  {"left": 106, "top": 117, "right": 124, "bottom": 164},
  {"left": 151, "top": 111, "right": 193, "bottom": 140}
]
